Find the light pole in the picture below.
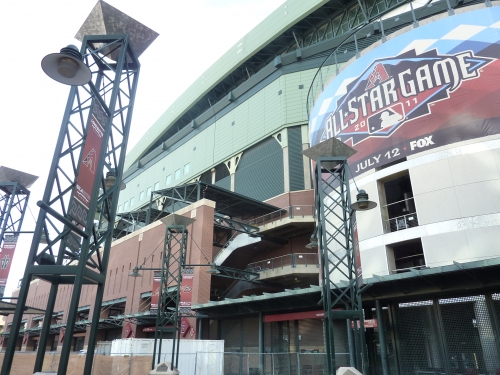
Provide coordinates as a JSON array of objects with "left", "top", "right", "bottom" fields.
[
  {"left": 129, "top": 213, "right": 259, "bottom": 372},
  {"left": 0, "top": 167, "right": 38, "bottom": 299},
  {"left": 0, "top": 3, "right": 157, "bottom": 375},
  {"left": 131, "top": 258, "right": 259, "bottom": 372},
  {"left": 303, "top": 137, "right": 377, "bottom": 375}
]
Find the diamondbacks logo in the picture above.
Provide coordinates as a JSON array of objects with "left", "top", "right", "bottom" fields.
[
  {"left": 0, "top": 255, "right": 10, "bottom": 270},
  {"left": 365, "top": 63, "right": 390, "bottom": 90},
  {"left": 82, "top": 149, "right": 96, "bottom": 174},
  {"left": 321, "top": 49, "right": 492, "bottom": 145}
]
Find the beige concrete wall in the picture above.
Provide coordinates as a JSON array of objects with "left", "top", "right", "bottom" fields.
[{"left": 355, "top": 135, "right": 500, "bottom": 276}]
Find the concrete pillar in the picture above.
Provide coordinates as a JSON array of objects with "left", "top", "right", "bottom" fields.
[
  {"left": 184, "top": 199, "right": 215, "bottom": 340},
  {"left": 273, "top": 130, "right": 289, "bottom": 193},
  {"left": 224, "top": 154, "right": 242, "bottom": 192}
]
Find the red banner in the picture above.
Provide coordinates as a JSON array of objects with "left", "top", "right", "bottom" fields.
[
  {"left": 352, "top": 319, "right": 378, "bottom": 329},
  {"left": 0, "top": 235, "right": 18, "bottom": 297},
  {"left": 353, "top": 218, "right": 362, "bottom": 287},
  {"left": 180, "top": 317, "right": 190, "bottom": 337},
  {"left": 150, "top": 271, "right": 161, "bottom": 311},
  {"left": 69, "top": 103, "right": 107, "bottom": 226},
  {"left": 179, "top": 270, "right": 193, "bottom": 308}
]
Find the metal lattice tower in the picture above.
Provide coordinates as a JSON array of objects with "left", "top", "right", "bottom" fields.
[
  {"left": 0, "top": 183, "right": 29, "bottom": 249},
  {"left": 314, "top": 157, "right": 368, "bottom": 374},
  {"left": 154, "top": 224, "right": 189, "bottom": 370},
  {"left": 0, "top": 169, "right": 37, "bottom": 299},
  {"left": 0, "top": 167, "right": 38, "bottom": 251},
  {"left": 1, "top": 35, "right": 140, "bottom": 375}
]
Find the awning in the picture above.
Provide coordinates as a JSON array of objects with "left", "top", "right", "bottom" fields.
[
  {"left": 0, "top": 301, "right": 45, "bottom": 316},
  {"left": 102, "top": 297, "right": 126, "bottom": 307},
  {"left": 192, "top": 286, "right": 322, "bottom": 317},
  {"left": 151, "top": 182, "right": 282, "bottom": 218},
  {"left": 362, "top": 256, "right": 500, "bottom": 302}
]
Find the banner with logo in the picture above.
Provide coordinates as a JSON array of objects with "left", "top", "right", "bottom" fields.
[
  {"left": 69, "top": 103, "right": 108, "bottom": 226},
  {"left": 353, "top": 218, "right": 362, "bottom": 287},
  {"left": 180, "top": 269, "right": 194, "bottom": 309},
  {"left": 150, "top": 271, "right": 161, "bottom": 311},
  {"left": 0, "top": 235, "right": 18, "bottom": 297},
  {"left": 310, "top": 7, "right": 500, "bottom": 177}
]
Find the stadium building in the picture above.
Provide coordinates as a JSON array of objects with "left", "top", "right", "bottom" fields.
[{"left": 4, "top": 0, "right": 500, "bottom": 374}]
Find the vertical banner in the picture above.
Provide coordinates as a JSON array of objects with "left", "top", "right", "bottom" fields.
[
  {"left": 150, "top": 271, "right": 161, "bottom": 312},
  {"left": 180, "top": 268, "right": 194, "bottom": 313},
  {"left": 69, "top": 103, "right": 108, "bottom": 227},
  {"left": 0, "top": 235, "right": 17, "bottom": 297},
  {"left": 352, "top": 218, "right": 363, "bottom": 287},
  {"left": 180, "top": 317, "right": 190, "bottom": 337}
]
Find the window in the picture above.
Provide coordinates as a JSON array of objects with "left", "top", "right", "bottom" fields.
[
  {"left": 387, "top": 239, "right": 425, "bottom": 273},
  {"left": 124, "top": 201, "right": 129, "bottom": 210},
  {"left": 174, "top": 169, "right": 181, "bottom": 180},
  {"left": 184, "top": 163, "right": 190, "bottom": 175},
  {"left": 154, "top": 182, "right": 160, "bottom": 191},
  {"left": 166, "top": 175, "right": 172, "bottom": 185},
  {"left": 130, "top": 197, "right": 134, "bottom": 206},
  {"left": 146, "top": 187, "right": 151, "bottom": 198},
  {"left": 117, "top": 205, "right": 122, "bottom": 213},
  {"left": 379, "top": 171, "right": 418, "bottom": 233},
  {"left": 139, "top": 191, "right": 145, "bottom": 201}
]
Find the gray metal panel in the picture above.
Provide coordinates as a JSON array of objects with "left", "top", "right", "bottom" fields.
[
  {"left": 123, "top": 58, "right": 326, "bottom": 183},
  {"left": 234, "top": 137, "right": 283, "bottom": 201},
  {"left": 288, "top": 127, "right": 305, "bottom": 191},
  {"left": 215, "top": 175, "right": 231, "bottom": 191}
]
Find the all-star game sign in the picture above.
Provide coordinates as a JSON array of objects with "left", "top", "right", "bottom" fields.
[{"left": 309, "top": 7, "right": 500, "bottom": 177}]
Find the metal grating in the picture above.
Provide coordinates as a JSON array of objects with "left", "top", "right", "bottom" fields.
[
  {"left": 234, "top": 137, "right": 284, "bottom": 201},
  {"left": 394, "top": 301, "right": 445, "bottom": 375},
  {"left": 287, "top": 127, "right": 305, "bottom": 192},
  {"left": 215, "top": 162, "right": 230, "bottom": 183},
  {"left": 440, "top": 295, "right": 500, "bottom": 374},
  {"left": 214, "top": 175, "right": 231, "bottom": 191}
]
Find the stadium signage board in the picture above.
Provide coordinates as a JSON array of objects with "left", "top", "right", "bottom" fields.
[{"left": 309, "top": 8, "right": 500, "bottom": 176}]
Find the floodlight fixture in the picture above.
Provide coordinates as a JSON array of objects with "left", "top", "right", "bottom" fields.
[
  {"left": 104, "top": 170, "right": 126, "bottom": 191},
  {"left": 351, "top": 189, "right": 377, "bottom": 211},
  {"left": 206, "top": 263, "right": 220, "bottom": 275},
  {"left": 35, "top": 253, "right": 56, "bottom": 266},
  {"left": 129, "top": 266, "right": 142, "bottom": 277},
  {"left": 39, "top": 233, "right": 48, "bottom": 245},
  {"left": 160, "top": 214, "right": 196, "bottom": 227},
  {"left": 41, "top": 45, "right": 92, "bottom": 86},
  {"left": 305, "top": 236, "right": 318, "bottom": 249}
]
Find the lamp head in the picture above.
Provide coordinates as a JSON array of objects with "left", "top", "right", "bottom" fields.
[
  {"left": 39, "top": 232, "right": 48, "bottom": 245},
  {"left": 36, "top": 252, "right": 56, "bottom": 266},
  {"left": 350, "top": 189, "right": 377, "bottom": 211},
  {"left": 305, "top": 236, "right": 318, "bottom": 249},
  {"left": 128, "top": 266, "right": 142, "bottom": 277},
  {"left": 105, "top": 170, "right": 126, "bottom": 191},
  {"left": 206, "top": 264, "right": 220, "bottom": 275},
  {"left": 41, "top": 45, "right": 91, "bottom": 86}
]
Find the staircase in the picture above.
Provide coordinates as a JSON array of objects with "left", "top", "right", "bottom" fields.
[{"left": 213, "top": 232, "right": 261, "bottom": 265}]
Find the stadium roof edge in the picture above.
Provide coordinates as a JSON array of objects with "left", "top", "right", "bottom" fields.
[{"left": 124, "top": 0, "right": 329, "bottom": 170}]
